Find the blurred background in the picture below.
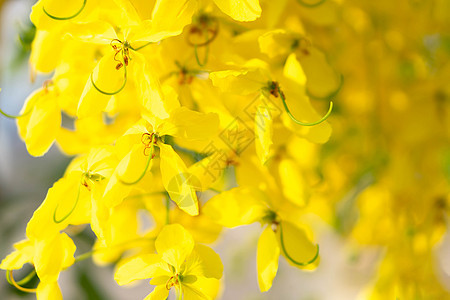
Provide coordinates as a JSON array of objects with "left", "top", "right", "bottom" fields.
[{"left": 0, "top": 0, "right": 449, "bottom": 299}]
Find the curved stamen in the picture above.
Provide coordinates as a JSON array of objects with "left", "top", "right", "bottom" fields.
[
  {"left": 119, "top": 147, "right": 154, "bottom": 185},
  {"left": 91, "top": 64, "right": 127, "bottom": 96},
  {"left": 0, "top": 107, "right": 33, "bottom": 119},
  {"left": 130, "top": 41, "right": 153, "bottom": 52},
  {"left": 43, "top": 0, "right": 87, "bottom": 20},
  {"left": 279, "top": 222, "right": 320, "bottom": 266},
  {"left": 194, "top": 42, "right": 209, "bottom": 67},
  {"left": 297, "top": 0, "right": 327, "bottom": 8},
  {"left": 113, "top": 50, "right": 123, "bottom": 64},
  {"left": 6, "top": 270, "right": 37, "bottom": 293},
  {"left": 141, "top": 132, "right": 153, "bottom": 145},
  {"left": 278, "top": 84, "right": 333, "bottom": 126},
  {"left": 53, "top": 179, "right": 82, "bottom": 224},
  {"left": 110, "top": 39, "right": 123, "bottom": 50},
  {"left": 187, "top": 19, "right": 219, "bottom": 47},
  {"left": 16, "top": 269, "right": 36, "bottom": 286},
  {"left": 306, "top": 74, "right": 344, "bottom": 101}
]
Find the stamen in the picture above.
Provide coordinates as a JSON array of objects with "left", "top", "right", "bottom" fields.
[
  {"left": 296, "top": 0, "right": 327, "bottom": 8},
  {"left": 91, "top": 63, "right": 127, "bottom": 95},
  {"left": 6, "top": 270, "right": 37, "bottom": 293},
  {"left": 278, "top": 222, "right": 320, "bottom": 266},
  {"left": 42, "top": 80, "right": 54, "bottom": 93},
  {"left": 0, "top": 81, "right": 49, "bottom": 119},
  {"left": 119, "top": 134, "right": 157, "bottom": 185},
  {"left": 43, "top": 0, "right": 87, "bottom": 21},
  {"left": 194, "top": 43, "right": 209, "bottom": 67},
  {"left": 53, "top": 178, "right": 82, "bottom": 224},
  {"left": 165, "top": 274, "right": 179, "bottom": 290},
  {"left": 141, "top": 132, "right": 152, "bottom": 145},
  {"left": 129, "top": 41, "right": 153, "bottom": 51},
  {"left": 271, "top": 81, "right": 333, "bottom": 126},
  {"left": 187, "top": 16, "right": 219, "bottom": 67}
]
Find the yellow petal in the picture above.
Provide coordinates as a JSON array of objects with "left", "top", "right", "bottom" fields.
[
  {"left": 155, "top": 224, "right": 194, "bottom": 271},
  {"left": 258, "top": 29, "right": 291, "bottom": 58},
  {"left": 36, "top": 281, "right": 62, "bottom": 300},
  {"left": 145, "top": 285, "right": 170, "bottom": 300},
  {"left": 187, "top": 154, "right": 228, "bottom": 191},
  {"left": 257, "top": 226, "right": 280, "bottom": 292},
  {"left": 184, "top": 244, "right": 223, "bottom": 280},
  {"left": 166, "top": 107, "right": 219, "bottom": 140},
  {"left": 212, "top": 0, "right": 261, "bottom": 22},
  {"left": 138, "top": 0, "right": 197, "bottom": 41},
  {"left": 138, "top": 59, "right": 168, "bottom": 119},
  {"left": 278, "top": 158, "right": 307, "bottom": 207},
  {"left": 34, "top": 233, "right": 76, "bottom": 282},
  {"left": 202, "top": 187, "right": 267, "bottom": 227},
  {"left": 297, "top": 47, "right": 341, "bottom": 99},
  {"left": 182, "top": 277, "right": 220, "bottom": 300},
  {"left": 159, "top": 143, "right": 199, "bottom": 216},
  {"left": 209, "top": 68, "right": 266, "bottom": 95},
  {"left": 66, "top": 20, "right": 117, "bottom": 44},
  {"left": 30, "top": 30, "right": 62, "bottom": 73},
  {"left": 255, "top": 100, "right": 273, "bottom": 165},
  {"left": 20, "top": 92, "right": 60, "bottom": 157},
  {"left": 0, "top": 240, "right": 34, "bottom": 270},
  {"left": 115, "top": 254, "right": 162, "bottom": 285},
  {"left": 283, "top": 53, "right": 307, "bottom": 85}
]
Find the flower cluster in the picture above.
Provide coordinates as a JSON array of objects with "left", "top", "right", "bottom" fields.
[{"left": 0, "top": 0, "right": 337, "bottom": 299}]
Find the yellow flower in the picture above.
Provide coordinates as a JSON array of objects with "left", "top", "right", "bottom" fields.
[
  {"left": 0, "top": 232, "right": 76, "bottom": 300},
  {"left": 115, "top": 224, "right": 222, "bottom": 299},
  {"left": 203, "top": 186, "right": 319, "bottom": 292},
  {"left": 103, "top": 105, "right": 219, "bottom": 216}
]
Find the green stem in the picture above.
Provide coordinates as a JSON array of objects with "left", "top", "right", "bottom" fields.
[
  {"left": 43, "top": 0, "right": 87, "bottom": 20},
  {"left": 278, "top": 85, "right": 333, "bottom": 126},
  {"left": 279, "top": 222, "right": 320, "bottom": 266}
]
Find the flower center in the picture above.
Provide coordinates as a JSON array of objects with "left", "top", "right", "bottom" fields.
[
  {"left": 110, "top": 39, "right": 131, "bottom": 70},
  {"left": 165, "top": 274, "right": 180, "bottom": 290},
  {"left": 81, "top": 171, "right": 105, "bottom": 191}
]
